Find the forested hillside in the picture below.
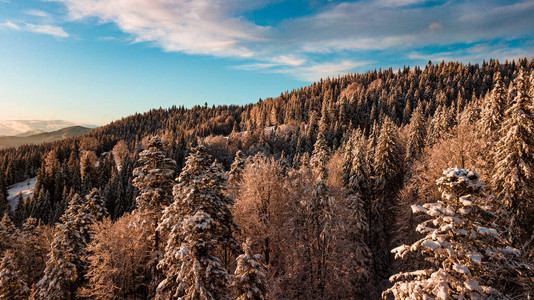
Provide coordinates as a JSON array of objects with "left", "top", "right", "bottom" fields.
[{"left": 0, "top": 58, "right": 533, "bottom": 299}]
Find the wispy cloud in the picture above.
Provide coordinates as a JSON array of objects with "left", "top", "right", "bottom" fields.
[
  {"left": 1, "top": 21, "right": 19, "bottom": 30},
  {"left": 26, "top": 23, "right": 69, "bottom": 38},
  {"left": 24, "top": 9, "right": 49, "bottom": 17},
  {"left": 53, "top": 0, "right": 268, "bottom": 57},
  {"left": 47, "top": 0, "right": 534, "bottom": 81},
  {"left": 2, "top": 20, "right": 69, "bottom": 38}
]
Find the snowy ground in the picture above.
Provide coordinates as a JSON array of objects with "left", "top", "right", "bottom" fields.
[{"left": 7, "top": 177, "right": 36, "bottom": 211}]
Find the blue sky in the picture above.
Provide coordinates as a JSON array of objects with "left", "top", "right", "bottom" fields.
[{"left": 0, "top": 0, "right": 533, "bottom": 133}]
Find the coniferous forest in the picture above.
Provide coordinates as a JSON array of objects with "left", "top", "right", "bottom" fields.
[{"left": 0, "top": 58, "right": 534, "bottom": 299}]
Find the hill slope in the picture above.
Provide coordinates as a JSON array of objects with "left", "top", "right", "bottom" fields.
[{"left": 0, "top": 126, "right": 93, "bottom": 149}]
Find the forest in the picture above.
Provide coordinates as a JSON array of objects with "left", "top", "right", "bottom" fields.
[{"left": 0, "top": 58, "right": 533, "bottom": 299}]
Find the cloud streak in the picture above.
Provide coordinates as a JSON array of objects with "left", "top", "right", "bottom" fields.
[{"left": 45, "top": 0, "right": 534, "bottom": 80}]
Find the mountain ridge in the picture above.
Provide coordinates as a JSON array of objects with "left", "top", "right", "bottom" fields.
[{"left": 0, "top": 126, "right": 93, "bottom": 149}]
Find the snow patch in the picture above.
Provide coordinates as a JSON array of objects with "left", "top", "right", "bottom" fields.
[{"left": 7, "top": 177, "right": 36, "bottom": 211}]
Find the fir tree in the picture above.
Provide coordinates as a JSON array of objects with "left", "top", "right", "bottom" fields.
[
  {"left": 35, "top": 193, "right": 92, "bottom": 300},
  {"left": 491, "top": 69, "right": 534, "bottom": 242},
  {"left": 228, "top": 150, "right": 247, "bottom": 182},
  {"left": 310, "top": 132, "right": 330, "bottom": 180},
  {"left": 234, "top": 239, "right": 268, "bottom": 300},
  {"left": 132, "top": 136, "right": 176, "bottom": 235},
  {"left": 405, "top": 103, "right": 426, "bottom": 161},
  {"left": 0, "top": 250, "right": 29, "bottom": 300},
  {"left": 384, "top": 167, "right": 534, "bottom": 299},
  {"left": 156, "top": 145, "right": 236, "bottom": 299},
  {"left": 481, "top": 71, "right": 507, "bottom": 138}
]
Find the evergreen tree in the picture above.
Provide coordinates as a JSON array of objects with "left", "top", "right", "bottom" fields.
[
  {"left": 84, "top": 188, "right": 108, "bottom": 222},
  {"left": 0, "top": 250, "right": 29, "bottom": 300},
  {"left": 132, "top": 136, "right": 176, "bottom": 233},
  {"left": 385, "top": 167, "right": 534, "bottom": 299},
  {"left": 481, "top": 72, "right": 507, "bottom": 138},
  {"left": 491, "top": 69, "right": 534, "bottom": 242},
  {"left": 156, "top": 145, "right": 236, "bottom": 299},
  {"left": 0, "top": 214, "right": 18, "bottom": 257},
  {"left": 310, "top": 131, "right": 330, "bottom": 180},
  {"left": 228, "top": 150, "right": 247, "bottom": 182},
  {"left": 234, "top": 239, "right": 268, "bottom": 300},
  {"left": 405, "top": 103, "right": 426, "bottom": 161},
  {"left": 35, "top": 193, "right": 92, "bottom": 300}
]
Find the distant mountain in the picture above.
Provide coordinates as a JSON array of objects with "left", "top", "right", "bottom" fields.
[
  {"left": 0, "top": 126, "right": 93, "bottom": 149},
  {"left": 15, "top": 129, "right": 47, "bottom": 137}
]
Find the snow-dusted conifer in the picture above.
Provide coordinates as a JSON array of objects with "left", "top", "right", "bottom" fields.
[
  {"left": 406, "top": 103, "right": 426, "bottom": 161},
  {"left": 310, "top": 132, "right": 330, "bottom": 180},
  {"left": 481, "top": 72, "right": 507, "bottom": 137},
  {"left": 84, "top": 188, "right": 108, "bottom": 221},
  {"left": 0, "top": 214, "right": 18, "bottom": 257},
  {"left": 133, "top": 136, "right": 176, "bottom": 224},
  {"left": 234, "top": 239, "right": 268, "bottom": 300},
  {"left": 0, "top": 250, "right": 29, "bottom": 300},
  {"left": 384, "top": 167, "right": 534, "bottom": 299},
  {"left": 156, "top": 145, "right": 236, "bottom": 299},
  {"left": 228, "top": 150, "right": 247, "bottom": 182},
  {"left": 491, "top": 69, "right": 534, "bottom": 241},
  {"left": 35, "top": 193, "right": 91, "bottom": 300}
]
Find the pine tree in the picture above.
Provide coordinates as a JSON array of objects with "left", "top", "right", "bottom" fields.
[
  {"left": 156, "top": 145, "right": 236, "bottom": 299},
  {"left": 405, "top": 103, "right": 426, "bottom": 161},
  {"left": 228, "top": 150, "right": 247, "bottom": 182},
  {"left": 234, "top": 239, "right": 268, "bottom": 300},
  {"left": 84, "top": 188, "right": 108, "bottom": 222},
  {"left": 0, "top": 250, "right": 29, "bottom": 300},
  {"left": 384, "top": 167, "right": 534, "bottom": 299},
  {"left": 480, "top": 71, "right": 507, "bottom": 138},
  {"left": 371, "top": 117, "right": 402, "bottom": 278},
  {"left": 491, "top": 69, "right": 534, "bottom": 242},
  {"left": 35, "top": 193, "right": 92, "bottom": 300},
  {"left": 0, "top": 214, "right": 18, "bottom": 257},
  {"left": 310, "top": 132, "right": 330, "bottom": 180},
  {"left": 132, "top": 136, "right": 176, "bottom": 234}
]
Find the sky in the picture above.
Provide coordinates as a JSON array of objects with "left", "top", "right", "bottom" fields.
[{"left": 0, "top": 0, "right": 533, "bottom": 133}]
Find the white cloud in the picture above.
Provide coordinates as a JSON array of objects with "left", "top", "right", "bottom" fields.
[
  {"left": 1, "top": 21, "right": 19, "bottom": 30},
  {"left": 54, "top": 0, "right": 268, "bottom": 57},
  {"left": 48, "top": 0, "right": 534, "bottom": 81},
  {"left": 26, "top": 24, "right": 69, "bottom": 38},
  {"left": 24, "top": 9, "right": 50, "bottom": 17}
]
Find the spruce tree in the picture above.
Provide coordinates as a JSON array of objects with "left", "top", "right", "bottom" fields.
[
  {"left": 234, "top": 239, "right": 268, "bottom": 300},
  {"left": 405, "top": 103, "right": 426, "bottom": 161},
  {"left": 481, "top": 71, "right": 507, "bottom": 138},
  {"left": 0, "top": 250, "right": 29, "bottom": 300},
  {"left": 385, "top": 167, "right": 534, "bottom": 299},
  {"left": 132, "top": 136, "right": 176, "bottom": 234},
  {"left": 35, "top": 193, "right": 93, "bottom": 300},
  {"left": 491, "top": 69, "right": 534, "bottom": 242},
  {"left": 228, "top": 150, "right": 247, "bottom": 182},
  {"left": 156, "top": 145, "right": 236, "bottom": 299}
]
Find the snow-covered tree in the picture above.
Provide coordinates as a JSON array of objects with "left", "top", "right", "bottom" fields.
[
  {"left": 35, "top": 193, "right": 93, "bottom": 300},
  {"left": 156, "top": 145, "right": 236, "bottom": 299},
  {"left": 491, "top": 69, "right": 534, "bottom": 242},
  {"left": 83, "top": 188, "right": 108, "bottom": 222},
  {"left": 384, "top": 167, "right": 534, "bottom": 299},
  {"left": 228, "top": 150, "right": 247, "bottom": 182},
  {"left": 310, "top": 132, "right": 330, "bottom": 180},
  {"left": 234, "top": 239, "right": 268, "bottom": 300},
  {"left": 406, "top": 103, "right": 426, "bottom": 161},
  {"left": 0, "top": 214, "right": 19, "bottom": 258},
  {"left": 132, "top": 136, "right": 176, "bottom": 225},
  {"left": 481, "top": 72, "right": 507, "bottom": 138},
  {"left": 0, "top": 250, "right": 29, "bottom": 300}
]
